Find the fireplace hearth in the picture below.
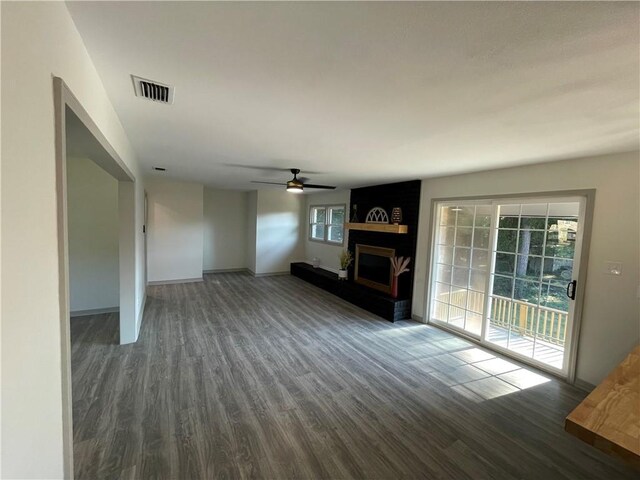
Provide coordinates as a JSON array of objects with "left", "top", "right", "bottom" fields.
[{"left": 290, "top": 262, "right": 411, "bottom": 322}]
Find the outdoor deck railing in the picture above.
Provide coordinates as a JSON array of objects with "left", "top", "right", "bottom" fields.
[
  {"left": 436, "top": 291, "right": 568, "bottom": 346},
  {"left": 489, "top": 295, "right": 568, "bottom": 346}
]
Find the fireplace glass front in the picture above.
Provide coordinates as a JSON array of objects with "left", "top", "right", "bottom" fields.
[{"left": 355, "top": 244, "right": 395, "bottom": 294}]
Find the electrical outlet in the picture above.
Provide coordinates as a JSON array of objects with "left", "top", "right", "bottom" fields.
[{"left": 604, "top": 261, "right": 623, "bottom": 276}]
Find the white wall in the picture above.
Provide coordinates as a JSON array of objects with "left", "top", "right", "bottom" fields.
[
  {"left": 147, "top": 178, "right": 204, "bottom": 282},
  {"left": 0, "top": 5, "right": 4, "bottom": 476},
  {"left": 67, "top": 157, "right": 119, "bottom": 313},
  {"left": 203, "top": 188, "right": 248, "bottom": 271},
  {"left": 246, "top": 191, "right": 258, "bottom": 273},
  {"left": 304, "top": 190, "right": 350, "bottom": 273},
  {"left": 1, "top": 3, "right": 145, "bottom": 477},
  {"left": 413, "top": 151, "right": 640, "bottom": 386},
  {"left": 254, "top": 190, "right": 305, "bottom": 275}
]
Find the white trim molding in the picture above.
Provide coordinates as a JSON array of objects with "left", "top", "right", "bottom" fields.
[
  {"left": 203, "top": 268, "right": 249, "bottom": 274},
  {"left": 147, "top": 277, "right": 203, "bottom": 286},
  {"left": 252, "top": 271, "right": 290, "bottom": 278},
  {"left": 70, "top": 306, "right": 119, "bottom": 318}
]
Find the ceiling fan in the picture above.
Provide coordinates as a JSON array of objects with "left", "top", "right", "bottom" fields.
[{"left": 251, "top": 168, "right": 336, "bottom": 193}]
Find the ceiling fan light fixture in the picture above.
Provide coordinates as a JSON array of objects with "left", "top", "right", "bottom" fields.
[
  {"left": 251, "top": 168, "right": 335, "bottom": 192},
  {"left": 286, "top": 181, "right": 304, "bottom": 193}
]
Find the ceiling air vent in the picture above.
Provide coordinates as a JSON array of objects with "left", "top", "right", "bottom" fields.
[{"left": 132, "top": 75, "right": 174, "bottom": 104}]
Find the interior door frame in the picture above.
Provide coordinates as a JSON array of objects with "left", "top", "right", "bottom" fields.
[
  {"left": 424, "top": 189, "right": 595, "bottom": 384},
  {"left": 53, "top": 77, "right": 137, "bottom": 478},
  {"left": 144, "top": 190, "right": 149, "bottom": 287}
]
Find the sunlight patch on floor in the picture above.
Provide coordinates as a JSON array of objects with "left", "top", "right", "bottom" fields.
[
  {"left": 423, "top": 346, "right": 552, "bottom": 402},
  {"left": 373, "top": 324, "right": 552, "bottom": 402},
  {"left": 375, "top": 324, "right": 429, "bottom": 337}
]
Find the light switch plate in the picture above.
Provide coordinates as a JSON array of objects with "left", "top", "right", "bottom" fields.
[{"left": 604, "top": 261, "right": 623, "bottom": 276}]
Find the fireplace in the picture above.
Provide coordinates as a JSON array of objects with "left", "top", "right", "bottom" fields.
[{"left": 355, "top": 244, "right": 395, "bottom": 294}]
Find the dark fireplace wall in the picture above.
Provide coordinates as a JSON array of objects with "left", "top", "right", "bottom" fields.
[{"left": 348, "top": 180, "right": 421, "bottom": 300}]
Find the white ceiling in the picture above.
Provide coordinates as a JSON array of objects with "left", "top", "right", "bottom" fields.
[{"left": 67, "top": 1, "right": 639, "bottom": 191}]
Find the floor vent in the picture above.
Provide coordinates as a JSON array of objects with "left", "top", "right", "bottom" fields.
[{"left": 132, "top": 75, "right": 174, "bottom": 104}]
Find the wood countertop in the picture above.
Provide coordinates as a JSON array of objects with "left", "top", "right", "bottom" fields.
[{"left": 565, "top": 345, "right": 640, "bottom": 468}]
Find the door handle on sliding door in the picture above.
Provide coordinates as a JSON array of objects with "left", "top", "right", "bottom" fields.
[{"left": 566, "top": 280, "right": 577, "bottom": 300}]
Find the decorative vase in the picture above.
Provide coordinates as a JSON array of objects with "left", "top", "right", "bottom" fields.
[
  {"left": 351, "top": 204, "right": 359, "bottom": 223},
  {"left": 338, "top": 269, "right": 348, "bottom": 280},
  {"left": 391, "top": 207, "right": 403, "bottom": 225},
  {"left": 391, "top": 275, "right": 399, "bottom": 298}
]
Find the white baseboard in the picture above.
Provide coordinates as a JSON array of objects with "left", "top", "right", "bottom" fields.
[
  {"left": 252, "top": 271, "right": 290, "bottom": 277},
  {"left": 573, "top": 378, "right": 596, "bottom": 392},
  {"left": 242, "top": 268, "right": 291, "bottom": 277},
  {"left": 203, "top": 268, "right": 249, "bottom": 274},
  {"left": 147, "top": 277, "right": 203, "bottom": 286},
  {"left": 411, "top": 314, "right": 425, "bottom": 323},
  {"left": 70, "top": 306, "right": 119, "bottom": 318}
]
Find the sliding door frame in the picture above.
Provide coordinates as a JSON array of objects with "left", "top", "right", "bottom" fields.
[{"left": 424, "top": 189, "right": 595, "bottom": 383}]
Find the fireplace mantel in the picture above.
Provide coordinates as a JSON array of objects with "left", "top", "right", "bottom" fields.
[{"left": 344, "top": 222, "right": 408, "bottom": 234}]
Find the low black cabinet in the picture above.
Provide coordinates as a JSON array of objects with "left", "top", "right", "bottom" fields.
[{"left": 290, "top": 262, "right": 411, "bottom": 322}]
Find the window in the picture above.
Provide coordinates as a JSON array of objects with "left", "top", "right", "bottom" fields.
[{"left": 309, "top": 205, "right": 345, "bottom": 244}]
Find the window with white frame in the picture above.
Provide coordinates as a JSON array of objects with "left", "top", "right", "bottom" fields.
[{"left": 309, "top": 205, "right": 345, "bottom": 244}]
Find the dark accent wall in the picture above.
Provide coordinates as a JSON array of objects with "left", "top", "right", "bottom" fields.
[{"left": 348, "top": 180, "right": 421, "bottom": 300}]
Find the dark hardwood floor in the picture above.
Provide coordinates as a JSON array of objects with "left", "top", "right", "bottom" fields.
[{"left": 71, "top": 272, "right": 637, "bottom": 479}]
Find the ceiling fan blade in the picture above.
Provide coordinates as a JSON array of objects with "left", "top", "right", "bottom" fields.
[
  {"left": 303, "top": 184, "right": 336, "bottom": 190},
  {"left": 225, "top": 163, "right": 323, "bottom": 174},
  {"left": 251, "top": 181, "right": 287, "bottom": 185},
  {"left": 228, "top": 164, "right": 289, "bottom": 171}
]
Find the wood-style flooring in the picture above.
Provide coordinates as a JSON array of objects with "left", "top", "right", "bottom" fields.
[{"left": 71, "top": 272, "right": 638, "bottom": 479}]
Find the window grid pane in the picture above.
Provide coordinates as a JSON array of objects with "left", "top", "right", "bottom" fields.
[
  {"left": 309, "top": 205, "right": 345, "bottom": 244},
  {"left": 430, "top": 204, "right": 492, "bottom": 336}
]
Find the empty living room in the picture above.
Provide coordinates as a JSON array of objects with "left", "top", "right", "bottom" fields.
[{"left": 2, "top": 1, "right": 639, "bottom": 479}]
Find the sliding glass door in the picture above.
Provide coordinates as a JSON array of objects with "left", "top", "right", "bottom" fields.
[{"left": 428, "top": 197, "right": 586, "bottom": 377}]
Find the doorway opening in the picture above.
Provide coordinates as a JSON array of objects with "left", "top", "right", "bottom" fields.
[
  {"left": 66, "top": 124, "right": 120, "bottom": 322},
  {"left": 54, "top": 77, "right": 140, "bottom": 477}
]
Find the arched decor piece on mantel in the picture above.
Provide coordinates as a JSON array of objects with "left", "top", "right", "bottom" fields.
[{"left": 365, "top": 206, "right": 389, "bottom": 224}]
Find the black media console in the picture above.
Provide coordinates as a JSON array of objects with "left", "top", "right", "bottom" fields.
[{"left": 290, "top": 262, "right": 411, "bottom": 322}]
